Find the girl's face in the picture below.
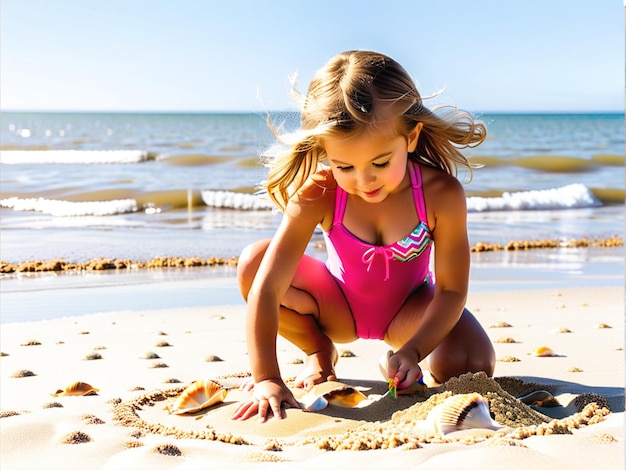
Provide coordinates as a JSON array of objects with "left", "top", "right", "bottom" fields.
[{"left": 324, "top": 123, "right": 422, "bottom": 203}]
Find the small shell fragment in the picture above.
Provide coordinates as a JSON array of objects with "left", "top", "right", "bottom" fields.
[
  {"left": 139, "top": 351, "right": 160, "bottom": 359},
  {"left": 551, "top": 327, "right": 573, "bottom": 334},
  {"left": 11, "top": 369, "right": 36, "bottom": 378},
  {"left": 82, "top": 351, "right": 102, "bottom": 360},
  {"left": 204, "top": 354, "right": 223, "bottom": 362}
]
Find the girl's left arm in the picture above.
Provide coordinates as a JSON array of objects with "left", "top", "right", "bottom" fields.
[{"left": 399, "top": 174, "right": 470, "bottom": 361}]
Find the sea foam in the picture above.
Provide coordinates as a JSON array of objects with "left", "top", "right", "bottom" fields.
[
  {"left": 0, "top": 197, "right": 138, "bottom": 216},
  {"left": 0, "top": 184, "right": 603, "bottom": 217},
  {"left": 0, "top": 150, "right": 154, "bottom": 164},
  {"left": 200, "top": 190, "right": 274, "bottom": 210},
  {"left": 466, "top": 184, "right": 601, "bottom": 212}
]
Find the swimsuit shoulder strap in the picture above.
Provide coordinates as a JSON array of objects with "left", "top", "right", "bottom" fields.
[
  {"left": 409, "top": 161, "right": 428, "bottom": 223},
  {"left": 333, "top": 185, "right": 348, "bottom": 225}
]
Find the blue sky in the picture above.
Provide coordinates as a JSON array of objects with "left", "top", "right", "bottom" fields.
[{"left": 1, "top": 0, "right": 623, "bottom": 113}]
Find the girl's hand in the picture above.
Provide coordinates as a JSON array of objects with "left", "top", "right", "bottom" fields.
[
  {"left": 386, "top": 348, "right": 423, "bottom": 394},
  {"left": 231, "top": 378, "right": 302, "bottom": 423}
]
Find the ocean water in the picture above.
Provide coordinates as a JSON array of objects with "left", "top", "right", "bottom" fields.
[
  {"left": 1, "top": 111, "right": 623, "bottom": 262},
  {"left": 1, "top": 112, "right": 623, "bottom": 321}
]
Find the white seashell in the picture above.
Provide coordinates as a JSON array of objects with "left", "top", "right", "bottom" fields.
[
  {"left": 166, "top": 379, "right": 227, "bottom": 414},
  {"left": 301, "top": 393, "right": 329, "bottom": 412},
  {"left": 300, "top": 381, "right": 369, "bottom": 412},
  {"left": 427, "top": 393, "right": 504, "bottom": 435}
]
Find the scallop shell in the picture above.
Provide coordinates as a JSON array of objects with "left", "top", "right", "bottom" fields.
[
  {"left": 300, "top": 381, "right": 369, "bottom": 411},
  {"left": 51, "top": 382, "right": 99, "bottom": 397},
  {"left": 427, "top": 393, "right": 504, "bottom": 435},
  {"left": 378, "top": 350, "right": 427, "bottom": 394},
  {"left": 530, "top": 346, "right": 561, "bottom": 357},
  {"left": 166, "top": 379, "right": 227, "bottom": 414}
]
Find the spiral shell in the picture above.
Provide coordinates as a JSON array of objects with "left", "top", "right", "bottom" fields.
[
  {"left": 51, "top": 382, "right": 99, "bottom": 397},
  {"left": 427, "top": 393, "right": 504, "bottom": 435},
  {"left": 166, "top": 379, "right": 227, "bottom": 414}
]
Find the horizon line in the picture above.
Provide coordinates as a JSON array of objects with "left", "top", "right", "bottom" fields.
[{"left": 1, "top": 108, "right": 624, "bottom": 115}]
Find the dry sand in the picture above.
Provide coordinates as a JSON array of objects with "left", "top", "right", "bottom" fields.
[{"left": 0, "top": 286, "right": 623, "bottom": 469}]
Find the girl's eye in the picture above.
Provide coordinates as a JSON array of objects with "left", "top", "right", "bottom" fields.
[
  {"left": 373, "top": 161, "right": 390, "bottom": 168},
  {"left": 336, "top": 165, "right": 353, "bottom": 172}
]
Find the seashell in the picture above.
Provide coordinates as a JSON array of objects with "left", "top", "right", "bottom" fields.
[
  {"left": 300, "top": 381, "right": 369, "bottom": 412},
  {"left": 427, "top": 393, "right": 504, "bottom": 435},
  {"left": 378, "top": 350, "right": 427, "bottom": 395},
  {"left": 82, "top": 351, "right": 102, "bottom": 360},
  {"left": 301, "top": 394, "right": 329, "bottom": 412},
  {"left": 529, "top": 346, "right": 561, "bottom": 357},
  {"left": 11, "top": 369, "right": 36, "bottom": 378},
  {"left": 517, "top": 390, "right": 558, "bottom": 406},
  {"left": 139, "top": 351, "right": 160, "bottom": 359},
  {"left": 204, "top": 354, "right": 223, "bottom": 362},
  {"left": 166, "top": 379, "right": 227, "bottom": 414},
  {"left": 551, "top": 327, "right": 572, "bottom": 334},
  {"left": 51, "top": 381, "right": 99, "bottom": 397}
]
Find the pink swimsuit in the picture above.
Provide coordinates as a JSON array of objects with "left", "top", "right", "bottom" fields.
[{"left": 323, "top": 162, "right": 433, "bottom": 339}]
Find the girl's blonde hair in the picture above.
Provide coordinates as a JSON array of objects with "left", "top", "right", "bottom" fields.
[{"left": 264, "top": 50, "right": 487, "bottom": 210}]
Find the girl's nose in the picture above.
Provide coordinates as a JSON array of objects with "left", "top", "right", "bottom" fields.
[{"left": 356, "top": 170, "right": 375, "bottom": 186}]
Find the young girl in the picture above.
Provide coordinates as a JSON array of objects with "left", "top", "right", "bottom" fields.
[{"left": 232, "top": 50, "right": 495, "bottom": 423}]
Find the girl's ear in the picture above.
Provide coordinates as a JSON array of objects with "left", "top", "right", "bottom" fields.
[{"left": 407, "top": 122, "right": 423, "bottom": 153}]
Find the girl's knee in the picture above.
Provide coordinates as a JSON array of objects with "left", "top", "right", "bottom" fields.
[
  {"left": 467, "top": 350, "right": 495, "bottom": 377},
  {"left": 237, "top": 239, "right": 271, "bottom": 299},
  {"left": 429, "top": 353, "right": 494, "bottom": 384}
]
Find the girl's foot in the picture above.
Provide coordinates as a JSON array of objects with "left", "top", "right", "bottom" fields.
[{"left": 294, "top": 348, "right": 338, "bottom": 390}]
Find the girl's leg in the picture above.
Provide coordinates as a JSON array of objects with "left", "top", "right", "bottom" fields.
[
  {"left": 237, "top": 240, "right": 356, "bottom": 389},
  {"left": 384, "top": 284, "right": 495, "bottom": 384}
]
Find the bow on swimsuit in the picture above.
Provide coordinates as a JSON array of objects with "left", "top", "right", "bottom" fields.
[{"left": 323, "top": 161, "right": 433, "bottom": 339}]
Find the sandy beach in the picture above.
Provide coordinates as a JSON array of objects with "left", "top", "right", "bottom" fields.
[{"left": 0, "top": 281, "right": 623, "bottom": 469}]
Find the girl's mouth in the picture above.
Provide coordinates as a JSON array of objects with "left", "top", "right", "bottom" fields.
[{"left": 364, "top": 188, "right": 381, "bottom": 198}]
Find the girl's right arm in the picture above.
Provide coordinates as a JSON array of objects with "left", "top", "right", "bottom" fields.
[{"left": 233, "top": 172, "right": 333, "bottom": 422}]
